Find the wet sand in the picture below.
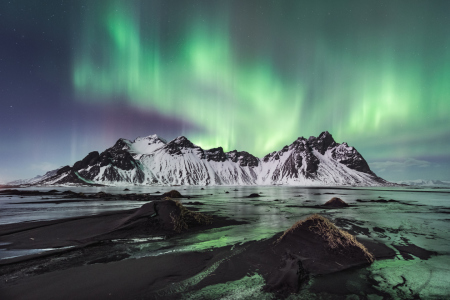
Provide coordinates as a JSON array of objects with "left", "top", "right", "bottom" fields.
[
  {"left": 0, "top": 188, "right": 441, "bottom": 299},
  {"left": 0, "top": 213, "right": 394, "bottom": 300}
]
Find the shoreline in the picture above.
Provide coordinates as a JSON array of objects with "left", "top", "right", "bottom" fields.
[{"left": 0, "top": 187, "right": 443, "bottom": 299}]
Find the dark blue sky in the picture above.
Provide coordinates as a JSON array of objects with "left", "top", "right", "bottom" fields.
[{"left": 1, "top": 0, "right": 450, "bottom": 183}]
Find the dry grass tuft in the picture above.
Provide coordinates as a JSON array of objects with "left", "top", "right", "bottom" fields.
[
  {"left": 167, "top": 199, "right": 213, "bottom": 233},
  {"left": 277, "top": 214, "right": 374, "bottom": 263}
]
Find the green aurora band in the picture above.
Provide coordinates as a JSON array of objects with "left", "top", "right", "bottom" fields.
[{"left": 73, "top": 1, "right": 450, "bottom": 159}]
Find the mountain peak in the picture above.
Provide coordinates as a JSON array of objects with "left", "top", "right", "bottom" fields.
[
  {"left": 130, "top": 134, "right": 167, "bottom": 155},
  {"left": 112, "top": 138, "right": 132, "bottom": 151},
  {"left": 134, "top": 134, "right": 167, "bottom": 144},
  {"left": 164, "top": 136, "right": 200, "bottom": 155},
  {"left": 171, "top": 136, "right": 196, "bottom": 147},
  {"left": 319, "top": 131, "right": 332, "bottom": 138},
  {"left": 175, "top": 136, "right": 188, "bottom": 141},
  {"left": 205, "top": 147, "right": 227, "bottom": 162},
  {"left": 309, "top": 131, "right": 336, "bottom": 155},
  {"left": 226, "top": 150, "right": 259, "bottom": 167}
]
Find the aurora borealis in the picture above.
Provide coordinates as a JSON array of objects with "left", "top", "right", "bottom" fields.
[{"left": 1, "top": 0, "right": 450, "bottom": 182}]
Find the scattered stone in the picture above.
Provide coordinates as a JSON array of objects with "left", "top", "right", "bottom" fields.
[
  {"left": 373, "top": 227, "right": 385, "bottom": 233},
  {"left": 247, "top": 193, "right": 261, "bottom": 198},
  {"left": 185, "top": 201, "right": 204, "bottom": 205}
]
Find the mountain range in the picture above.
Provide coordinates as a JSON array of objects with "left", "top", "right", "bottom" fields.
[
  {"left": 395, "top": 179, "right": 450, "bottom": 187},
  {"left": 16, "top": 131, "right": 392, "bottom": 186}
]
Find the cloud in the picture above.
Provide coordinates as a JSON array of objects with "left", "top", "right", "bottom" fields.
[
  {"left": 370, "top": 158, "right": 434, "bottom": 172},
  {"left": 31, "top": 162, "right": 59, "bottom": 173}
]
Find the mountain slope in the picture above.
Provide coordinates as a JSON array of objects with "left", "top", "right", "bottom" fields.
[
  {"left": 7, "top": 168, "right": 60, "bottom": 185},
  {"left": 34, "top": 131, "right": 391, "bottom": 186}
]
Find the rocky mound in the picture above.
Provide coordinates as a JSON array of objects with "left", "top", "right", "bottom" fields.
[
  {"left": 161, "top": 190, "right": 183, "bottom": 198},
  {"left": 114, "top": 199, "right": 211, "bottom": 233},
  {"left": 265, "top": 214, "right": 374, "bottom": 294},
  {"left": 323, "top": 197, "right": 349, "bottom": 208},
  {"left": 276, "top": 214, "right": 373, "bottom": 263},
  {"left": 113, "top": 200, "right": 179, "bottom": 232}
]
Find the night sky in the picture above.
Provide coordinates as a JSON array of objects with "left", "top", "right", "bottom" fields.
[{"left": 1, "top": 0, "right": 449, "bottom": 183}]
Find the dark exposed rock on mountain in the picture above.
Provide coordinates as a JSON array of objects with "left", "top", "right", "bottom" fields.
[
  {"left": 57, "top": 166, "right": 71, "bottom": 175},
  {"left": 309, "top": 131, "right": 337, "bottom": 155},
  {"left": 227, "top": 150, "right": 259, "bottom": 167},
  {"left": 205, "top": 147, "right": 228, "bottom": 162},
  {"left": 26, "top": 131, "right": 391, "bottom": 186},
  {"left": 72, "top": 151, "right": 100, "bottom": 172},
  {"left": 331, "top": 143, "right": 374, "bottom": 174}
]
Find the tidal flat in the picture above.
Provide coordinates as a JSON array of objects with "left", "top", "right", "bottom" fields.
[{"left": 0, "top": 186, "right": 449, "bottom": 299}]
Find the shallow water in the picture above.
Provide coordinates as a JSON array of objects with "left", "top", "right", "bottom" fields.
[{"left": 1, "top": 185, "right": 450, "bottom": 298}]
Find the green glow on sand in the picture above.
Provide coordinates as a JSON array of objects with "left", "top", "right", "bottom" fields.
[{"left": 73, "top": 2, "right": 450, "bottom": 159}]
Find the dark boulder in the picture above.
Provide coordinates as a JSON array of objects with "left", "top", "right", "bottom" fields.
[
  {"left": 247, "top": 193, "right": 261, "bottom": 198},
  {"left": 162, "top": 190, "right": 183, "bottom": 198},
  {"left": 323, "top": 197, "right": 349, "bottom": 208}
]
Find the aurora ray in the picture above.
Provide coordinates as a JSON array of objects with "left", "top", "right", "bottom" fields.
[
  {"left": 72, "top": 1, "right": 450, "bottom": 162},
  {"left": 1, "top": 0, "right": 450, "bottom": 182}
]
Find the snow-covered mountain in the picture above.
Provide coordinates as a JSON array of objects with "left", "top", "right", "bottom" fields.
[
  {"left": 30, "top": 132, "right": 392, "bottom": 186},
  {"left": 395, "top": 179, "right": 450, "bottom": 187},
  {"left": 7, "top": 168, "right": 60, "bottom": 185}
]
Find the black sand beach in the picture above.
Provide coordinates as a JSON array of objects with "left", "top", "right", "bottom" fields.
[{"left": 0, "top": 187, "right": 445, "bottom": 299}]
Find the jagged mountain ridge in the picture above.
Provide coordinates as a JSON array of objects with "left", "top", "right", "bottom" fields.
[
  {"left": 7, "top": 168, "right": 60, "bottom": 185},
  {"left": 395, "top": 179, "right": 450, "bottom": 187},
  {"left": 36, "top": 132, "right": 391, "bottom": 186}
]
